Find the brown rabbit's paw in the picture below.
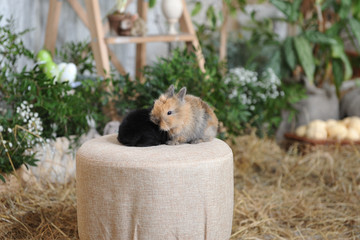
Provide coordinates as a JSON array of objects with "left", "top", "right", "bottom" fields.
[
  {"left": 166, "top": 140, "right": 180, "bottom": 145},
  {"left": 189, "top": 139, "right": 204, "bottom": 144}
]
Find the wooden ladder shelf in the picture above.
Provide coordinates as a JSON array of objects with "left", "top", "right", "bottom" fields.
[{"left": 44, "top": 0, "right": 205, "bottom": 82}]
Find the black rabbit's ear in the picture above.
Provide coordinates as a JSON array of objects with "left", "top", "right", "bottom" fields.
[
  {"left": 165, "top": 85, "right": 175, "bottom": 97},
  {"left": 177, "top": 87, "right": 187, "bottom": 102}
]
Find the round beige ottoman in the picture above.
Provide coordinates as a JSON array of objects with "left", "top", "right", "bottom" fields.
[{"left": 76, "top": 134, "right": 234, "bottom": 240}]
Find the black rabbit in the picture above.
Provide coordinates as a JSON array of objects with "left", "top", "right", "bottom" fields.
[{"left": 117, "top": 108, "right": 169, "bottom": 147}]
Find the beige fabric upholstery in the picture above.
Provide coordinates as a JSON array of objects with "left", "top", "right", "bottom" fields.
[{"left": 76, "top": 134, "right": 234, "bottom": 240}]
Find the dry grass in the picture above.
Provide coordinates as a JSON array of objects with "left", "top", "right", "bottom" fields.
[
  {"left": 0, "top": 178, "right": 78, "bottom": 239},
  {"left": 230, "top": 134, "right": 360, "bottom": 240},
  {"left": 0, "top": 134, "right": 359, "bottom": 239}
]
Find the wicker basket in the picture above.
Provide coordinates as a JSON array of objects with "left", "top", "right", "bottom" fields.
[{"left": 284, "top": 132, "right": 360, "bottom": 154}]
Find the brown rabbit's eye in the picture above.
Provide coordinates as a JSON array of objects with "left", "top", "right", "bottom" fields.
[{"left": 167, "top": 111, "right": 172, "bottom": 115}]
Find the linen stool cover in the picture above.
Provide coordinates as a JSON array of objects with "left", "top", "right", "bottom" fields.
[{"left": 76, "top": 134, "right": 234, "bottom": 240}]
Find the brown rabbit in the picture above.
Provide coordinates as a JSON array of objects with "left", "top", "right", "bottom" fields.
[{"left": 150, "top": 85, "right": 218, "bottom": 145}]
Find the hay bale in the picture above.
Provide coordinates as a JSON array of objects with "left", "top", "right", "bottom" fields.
[
  {"left": 1, "top": 134, "right": 359, "bottom": 239},
  {"left": 0, "top": 177, "right": 78, "bottom": 239},
  {"left": 229, "top": 134, "right": 360, "bottom": 239}
]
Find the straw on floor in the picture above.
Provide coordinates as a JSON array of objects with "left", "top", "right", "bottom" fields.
[{"left": 0, "top": 134, "right": 359, "bottom": 239}]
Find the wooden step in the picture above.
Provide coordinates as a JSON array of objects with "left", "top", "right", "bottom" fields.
[{"left": 105, "top": 33, "right": 195, "bottom": 44}]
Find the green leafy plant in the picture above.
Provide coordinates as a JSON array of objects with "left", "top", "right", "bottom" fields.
[
  {"left": 226, "top": 10, "right": 282, "bottom": 73},
  {"left": 55, "top": 41, "right": 109, "bottom": 134},
  {"left": 191, "top": 0, "right": 261, "bottom": 59},
  {"left": 191, "top": 0, "right": 248, "bottom": 30},
  {"left": 269, "top": 0, "right": 360, "bottom": 96},
  {"left": 0, "top": 17, "right": 108, "bottom": 181},
  {"left": 0, "top": 101, "right": 43, "bottom": 181},
  {"left": 1, "top": 62, "right": 106, "bottom": 144},
  {"left": 0, "top": 16, "right": 40, "bottom": 181},
  {"left": 55, "top": 41, "right": 95, "bottom": 75},
  {"left": 217, "top": 10, "right": 306, "bottom": 136},
  {"left": 226, "top": 67, "right": 305, "bottom": 136}
]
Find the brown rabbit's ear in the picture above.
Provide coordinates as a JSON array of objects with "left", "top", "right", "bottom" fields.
[
  {"left": 177, "top": 87, "right": 187, "bottom": 101},
  {"left": 165, "top": 85, "right": 175, "bottom": 97}
]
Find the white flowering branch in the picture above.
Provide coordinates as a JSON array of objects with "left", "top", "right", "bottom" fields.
[
  {"left": 0, "top": 132, "right": 19, "bottom": 179},
  {"left": 0, "top": 100, "right": 45, "bottom": 179},
  {"left": 226, "top": 67, "right": 285, "bottom": 113},
  {"left": 13, "top": 125, "right": 42, "bottom": 142}
]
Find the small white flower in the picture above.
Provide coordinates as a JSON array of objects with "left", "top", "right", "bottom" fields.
[
  {"left": 0, "top": 125, "right": 3, "bottom": 132},
  {"left": 28, "top": 86, "right": 31, "bottom": 91},
  {"left": 9, "top": 142, "right": 13, "bottom": 148},
  {"left": 8, "top": 128, "right": 12, "bottom": 133},
  {"left": 229, "top": 89, "right": 238, "bottom": 99}
]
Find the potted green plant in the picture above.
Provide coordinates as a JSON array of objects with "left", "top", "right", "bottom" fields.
[{"left": 107, "top": 0, "right": 134, "bottom": 36}]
